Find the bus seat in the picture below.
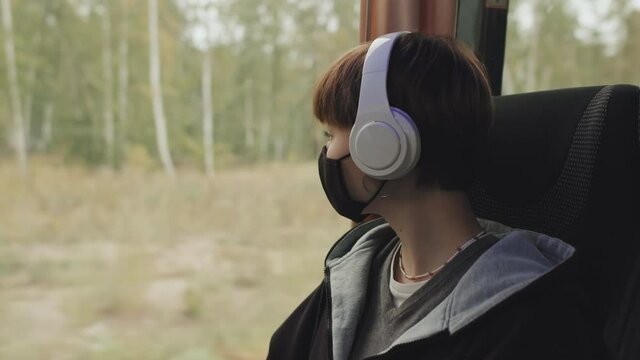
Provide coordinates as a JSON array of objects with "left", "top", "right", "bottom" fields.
[{"left": 469, "top": 85, "right": 640, "bottom": 360}]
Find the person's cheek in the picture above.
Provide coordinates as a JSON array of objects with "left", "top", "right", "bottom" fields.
[{"left": 341, "top": 159, "right": 369, "bottom": 202}]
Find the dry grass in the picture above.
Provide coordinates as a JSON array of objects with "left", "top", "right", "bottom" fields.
[{"left": 0, "top": 157, "right": 350, "bottom": 360}]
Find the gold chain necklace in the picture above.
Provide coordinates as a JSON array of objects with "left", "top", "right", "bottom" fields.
[{"left": 398, "top": 229, "right": 487, "bottom": 281}]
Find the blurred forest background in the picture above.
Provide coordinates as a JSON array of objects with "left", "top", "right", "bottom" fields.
[
  {"left": 0, "top": 0, "right": 638, "bottom": 359},
  {"left": 0, "top": 0, "right": 639, "bottom": 172}
]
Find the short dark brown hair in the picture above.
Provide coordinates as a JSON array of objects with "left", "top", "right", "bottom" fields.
[{"left": 312, "top": 33, "right": 494, "bottom": 193}]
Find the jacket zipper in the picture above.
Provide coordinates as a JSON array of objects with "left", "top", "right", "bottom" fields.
[
  {"left": 324, "top": 266, "right": 334, "bottom": 360},
  {"left": 321, "top": 218, "right": 387, "bottom": 360}
]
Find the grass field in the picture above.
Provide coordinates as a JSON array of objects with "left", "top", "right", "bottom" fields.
[{"left": 0, "top": 158, "right": 349, "bottom": 360}]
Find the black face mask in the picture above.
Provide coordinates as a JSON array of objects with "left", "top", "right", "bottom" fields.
[{"left": 318, "top": 146, "right": 384, "bottom": 223}]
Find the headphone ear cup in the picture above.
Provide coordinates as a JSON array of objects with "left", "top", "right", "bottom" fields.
[
  {"left": 389, "top": 107, "right": 421, "bottom": 179},
  {"left": 349, "top": 108, "right": 421, "bottom": 180},
  {"left": 350, "top": 118, "right": 403, "bottom": 176}
]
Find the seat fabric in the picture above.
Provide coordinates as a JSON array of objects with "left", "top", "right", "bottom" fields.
[{"left": 469, "top": 85, "right": 640, "bottom": 360}]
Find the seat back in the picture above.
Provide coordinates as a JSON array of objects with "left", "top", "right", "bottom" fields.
[{"left": 469, "top": 85, "right": 640, "bottom": 359}]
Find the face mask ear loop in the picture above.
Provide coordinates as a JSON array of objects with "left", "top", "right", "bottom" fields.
[
  {"left": 362, "top": 176, "right": 389, "bottom": 204},
  {"left": 373, "top": 180, "right": 389, "bottom": 199}
]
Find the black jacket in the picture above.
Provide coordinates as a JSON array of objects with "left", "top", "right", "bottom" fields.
[{"left": 268, "top": 218, "right": 610, "bottom": 360}]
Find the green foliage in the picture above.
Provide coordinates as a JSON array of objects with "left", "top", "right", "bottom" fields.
[
  {"left": 0, "top": 0, "right": 360, "bottom": 169},
  {"left": 1, "top": 0, "right": 639, "bottom": 169},
  {"left": 504, "top": 0, "right": 640, "bottom": 94}
]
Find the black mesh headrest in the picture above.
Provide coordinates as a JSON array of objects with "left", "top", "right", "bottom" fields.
[{"left": 469, "top": 85, "right": 640, "bottom": 359}]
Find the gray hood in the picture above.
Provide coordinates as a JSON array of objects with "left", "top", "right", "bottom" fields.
[{"left": 324, "top": 217, "right": 575, "bottom": 360}]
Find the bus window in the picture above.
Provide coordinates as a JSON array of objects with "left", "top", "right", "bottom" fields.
[
  {"left": 503, "top": 0, "right": 640, "bottom": 94},
  {"left": 0, "top": 1, "right": 358, "bottom": 358}
]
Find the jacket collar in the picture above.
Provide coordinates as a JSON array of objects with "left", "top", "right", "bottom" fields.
[{"left": 324, "top": 218, "right": 575, "bottom": 360}]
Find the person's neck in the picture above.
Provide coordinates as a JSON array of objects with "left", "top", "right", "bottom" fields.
[{"left": 381, "top": 189, "right": 483, "bottom": 284}]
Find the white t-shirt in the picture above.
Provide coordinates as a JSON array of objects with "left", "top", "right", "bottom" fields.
[
  {"left": 388, "top": 232, "right": 484, "bottom": 307},
  {"left": 388, "top": 243, "right": 429, "bottom": 307}
]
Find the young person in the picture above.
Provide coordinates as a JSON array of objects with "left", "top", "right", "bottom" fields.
[{"left": 268, "top": 32, "right": 609, "bottom": 360}]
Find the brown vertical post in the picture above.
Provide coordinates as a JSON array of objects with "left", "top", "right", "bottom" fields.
[
  {"left": 360, "top": 0, "right": 458, "bottom": 42},
  {"left": 355, "top": 0, "right": 459, "bottom": 226}
]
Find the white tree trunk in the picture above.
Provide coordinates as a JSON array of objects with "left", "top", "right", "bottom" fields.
[
  {"left": 37, "top": 102, "right": 53, "bottom": 151},
  {"left": 1, "top": 0, "right": 27, "bottom": 175},
  {"left": 202, "top": 48, "right": 214, "bottom": 176},
  {"left": 23, "top": 92, "right": 32, "bottom": 150},
  {"left": 243, "top": 78, "right": 255, "bottom": 150},
  {"left": 274, "top": 135, "right": 285, "bottom": 161},
  {"left": 23, "top": 67, "right": 35, "bottom": 151},
  {"left": 102, "top": 3, "right": 115, "bottom": 167},
  {"left": 148, "top": 0, "right": 175, "bottom": 176},
  {"left": 118, "top": 0, "right": 129, "bottom": 158},
  {"left": 525, "top": 2, "right": 541, "bottom": 92},
  {"left": 502, "top": 64, "right": 514, "bottom": 95},
  {"left": 258, "top": 113, "right": 271, "bottom": 160},
  {"left": 258, "top": 50, "right": 275, "bottom": 161}
]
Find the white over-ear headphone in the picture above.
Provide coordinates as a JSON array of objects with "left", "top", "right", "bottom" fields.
[{"left": 349, "top": 31, "right": 421, "bottom": 180}]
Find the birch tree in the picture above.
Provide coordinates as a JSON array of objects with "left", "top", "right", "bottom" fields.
[
  {"left": 524, "top": 1, "right": 542, "bottom": 92},
  {"left": 36, "top": 103, "right": 54, "bottom": 151},
  {"left": 178, "top": 0, "right": 239, "bottom": 174},
  {"left": 100, "top": 2, "right": 115, "bottom": 167},
  {"left": 243, "top": 78, "right": 255, "bottom": 150},
  {"left": 257, "top": 3, "right": 281, "bottom": 161},
  {"left": 23, "top": 67, "right": 36, "bottom": 150},
  {"left": 117, "top": 0, "right": 129, "bottom": 162},
  {"left": 148, "top": 0, "right": 175, "bottom": 176},
  {"left": 1, "top": 0, "right": 27, "bottom": 175},
  {"left": 202, "top": 47, "right": 214, "bottom": 176}
]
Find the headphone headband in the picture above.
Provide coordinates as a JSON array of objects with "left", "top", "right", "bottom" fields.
[
  {"left": 349, "top": 31, "right": 420, "bottom": 180},
  {"left": 354, "top": 32, "right": 404, "bottom": 124}
]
